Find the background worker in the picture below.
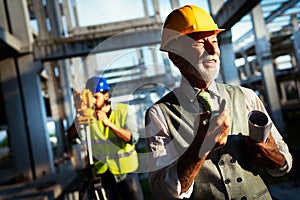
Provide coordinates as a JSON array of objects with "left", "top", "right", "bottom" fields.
[
  {"left": 78, "top": 76, "right": 144, "bottom": 200},
  {"left": 145, "top": 5, "right": 293, "bottom": 200}
]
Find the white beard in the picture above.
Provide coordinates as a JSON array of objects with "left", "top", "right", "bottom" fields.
[
  {"left": 171, "top": 51, "right": 221, "bottom": 82},
  {"left": 196, "top": 63, "right": 220, "bottom": 82},
  {"left": 192, "top": 53, "right": 220, "bottom": 82}
]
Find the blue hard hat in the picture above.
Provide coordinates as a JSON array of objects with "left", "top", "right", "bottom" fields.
[{"left": 85, "top": 76, "right": 110, "bottom": 93}]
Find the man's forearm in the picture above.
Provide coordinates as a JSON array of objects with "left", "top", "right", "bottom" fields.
[
  {"left": 105, "top": 121, "right": 132, "bottom": 142},
  {"left": 177, "top": 130, "right": 208, "bottom": 193},
  {"left": 177, "top": 152, "right": 207, "bottom": 193}
]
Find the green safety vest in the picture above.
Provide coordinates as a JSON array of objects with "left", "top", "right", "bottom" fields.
[{"left": 90, "top": 103, "right": 138, "bottom": 175}]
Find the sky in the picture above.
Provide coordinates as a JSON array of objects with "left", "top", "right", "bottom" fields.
[
  {"left": 75, "top": 0, "right": 209, "bottom": 26},
  {"left": 25, "top": 0, "right": 251, "bottom": 45},
  {"left": 73, "top": 0, "right": 252, "bottom": 42},
  {"left": 72, "top": 0, "right": 212, "bottom": 83},
  {"left": 76, "top": 0, "right": 145, "bottom": 26}
]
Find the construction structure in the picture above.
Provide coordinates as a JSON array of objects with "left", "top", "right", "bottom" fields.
[{"left": 0, "top": 0, "right": 299, "bottom": 199}]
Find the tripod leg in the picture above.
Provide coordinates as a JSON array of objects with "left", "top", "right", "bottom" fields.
[
  {"left": 94, "top": 190, "right": 100, "bottom": 200},
  {"left": 82, "top": 124, "right": 108, "bottom": 200},
  {"left": 83, "top": 124, "right": 94, "bottom": 165},
  {"left": 94, "top": 180, "right": 108, "bottom": 200}
]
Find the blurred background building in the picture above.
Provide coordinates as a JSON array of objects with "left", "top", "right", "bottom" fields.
[{"left": 0, "top": 0, "right": 299, "bottom": 199}]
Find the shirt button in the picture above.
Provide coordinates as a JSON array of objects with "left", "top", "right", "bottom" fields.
[
  {"left": 237, "top": 177, "right": 243, "bottom": 183},
  {"left": 241, "top": 196, "right": 247, "bottom": 200},
  {"left": 218, "top": 160, "right": 224, "bottom": 166},
  {"left": 230, "top": 158, "right": 236, "bottom": 163},
  {"left": 224, "top": 179, "right": 231, "bottom": 184}
]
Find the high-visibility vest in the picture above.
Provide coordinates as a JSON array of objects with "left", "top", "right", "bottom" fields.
[{"left": 90, "top": 103, "right": 138, "bottom": 175}]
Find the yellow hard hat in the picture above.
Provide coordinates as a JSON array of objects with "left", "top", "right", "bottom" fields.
[{"left": 160, "top": 5, "right": 225, "bottom": 51}]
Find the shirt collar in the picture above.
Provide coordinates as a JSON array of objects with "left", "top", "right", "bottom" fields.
[
  {"left": 179, "top": 79, "right": 220, "bottom": 102},
  {"left": 208, "top": 81, "right": 220, "bottom": 97}
]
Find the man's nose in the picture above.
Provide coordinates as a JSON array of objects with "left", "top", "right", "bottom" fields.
[{"left": 204, "top": 41, "right": 216, "bottom": 55}]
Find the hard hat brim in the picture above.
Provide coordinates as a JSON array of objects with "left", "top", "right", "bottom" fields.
[{"left": 160, "top": 28, "right": 225, "bottom": 52}]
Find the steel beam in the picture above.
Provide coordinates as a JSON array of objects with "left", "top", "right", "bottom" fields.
[
  {"left": 34, "top": 27, "right": 161, "bottom": 61},
  {"left": 265, "top": 0, "right": 299, "bottom": 24},
  {"left": 214, "top": 0, "right": 261, "bottom": 29}
]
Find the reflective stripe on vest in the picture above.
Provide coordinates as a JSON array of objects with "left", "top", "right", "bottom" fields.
[{"left": 90, "top": 103, "right": 138, "bottom": 175}]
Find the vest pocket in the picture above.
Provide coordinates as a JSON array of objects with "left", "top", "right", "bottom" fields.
[{"left": 107, "top": 143, "right": 138, "bottom": 174}]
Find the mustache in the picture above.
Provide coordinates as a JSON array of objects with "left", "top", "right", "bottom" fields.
[
  {"left": 199, "top": 51, "right": 218, "bottom": 61},
  {"left": 202, "top": 58, "right": 217, "bottom": 62}
]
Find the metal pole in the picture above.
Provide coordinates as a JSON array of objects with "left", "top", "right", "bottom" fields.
[{"left": 83, "top": 122, "right": 108, "bottom": 200}]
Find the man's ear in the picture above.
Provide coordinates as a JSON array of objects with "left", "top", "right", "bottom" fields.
[{"left": 103, "top": 92, "right": 110, "bottom": 101}]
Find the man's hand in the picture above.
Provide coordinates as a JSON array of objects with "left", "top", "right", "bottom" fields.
[
  {"left": 197, "top": 109, "right": 230, "bottom": 157},
  {"left": 177, "top": 109, "right": 230, "bottom": 193},
  {"left": 245, "top": 134, "right": 286, "bottom": 169},
  {"left": 95, "top": 110, "right": 110, "bottom": 126}
]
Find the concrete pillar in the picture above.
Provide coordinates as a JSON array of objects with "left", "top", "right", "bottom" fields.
[
  {"left": 44, "top": 59, "right": 74, "bottom": 156},
  {"left": 0, "top": 58, "right": 33, "bottom": 179},
  {"left": 0, "top": 0, "right": 56, "bottom": 181},
  {"left": 296, "top": 81, "right": 300, "bottom": 101},
  {"left": 218, "top": 30, "right": 240, "bottom": 85},
  {"left": 209, "top": 0, "right": 240, "bottom": 85},
  {"left": 17, "top": 54, "right": 55, "bottom": 178},
  {"left": 291, "top": 14, "right": 300, "bottom": 70},
  {"left": 6, "top": 0, "right": 33, "bottom": 51},
  {"left": 73, "top": 57, "right": 89, "bottom": 91},
  {"left": 0, "top": 0, "right": 8, "bottom": 31},
  {"left": 142, "top": 0, "right": 149, "bottom": 18},
  {"left": 58, "top": 60, "right": 74, "bottom": 127},
  {"left": 152, "top": 0, "right": 161, "bottom": 22},
  {"left": 55, "top": 6, "right": 74, "bottom": 125},
  {"left": 31, "top": 0, "right": 49, "bottom": 39},
  {"left": 149, "top": 47, "right": 160, "bottom": 75},
  {"left": 46, "top": 0, "right": 64, "bottom": 38},
  {"left": 136, "top": 48, "right": 147, "bottom": 78},
  {"left": 250, "top": 60, "right": 257, "bottom": 76},
  {"left": 71, "top": 57, "right": 82, "bottom": 87},
  {"left": 208, "top": 0, "right": 224, "bottom": 15},
  {"left": 169, "top": 0, "right": 180, "bottom": 9},
  {"left": 251, "top": 4, "right": 285, "bottom": 133},
  {"left": 137, "top": 48, "right": 145, "bottom": 65},
  {"left": 84, "top": 54, "right": 98, "bottom": 78},
  {"left": 45, "top": 0, "right": 74, "bottom": 154},
  {"left": 279, "top": 82, "right": 287, "bottom": 104},
  {"left": 71, "top": 1, "right": 80, "bottom": 28},
  {"left": 242, "top": 51, "right": 252, "bottom": 79},
  {"left": 62, "top": 0, "right": 73, "bottom": 36},
  {"left": 0, "top": 55, "right": 55, "bottom": 180},
  {"left": 45, "top": 62, "right": 65, "bottom": 156}
]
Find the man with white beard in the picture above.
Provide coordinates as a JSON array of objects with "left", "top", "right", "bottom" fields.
[{"left": 145, "top": 5, "right": 292, "bottom": 200}]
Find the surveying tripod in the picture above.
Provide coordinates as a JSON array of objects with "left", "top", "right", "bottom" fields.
[
  {"left": 79, "top": 121, "right": 108, "bottom": 200},
  {"left": 73, "top": 89, "right": 108, "bottom": 199}
]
